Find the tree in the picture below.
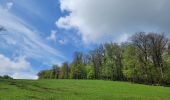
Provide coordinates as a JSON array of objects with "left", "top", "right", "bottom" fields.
[
  {"left": 38, "top": 70, "right": 52, "bottom": 79},
  {"left": 163, "top": 51, "right": 170, "bottom": 85},
  {"left": 60, "top": 62, "right": 70, "bottom": 79},
  {"left": 147, "top": 33, "right": 168, "bottom": 83},
  {"left": 70, "top": 52, "right": 86, "bottom": 79},
  {"left": 103, "top": 43, "right": 124, "bottom": 80},
  {"left": 91, "top": 45, "right": 105, "bottom": 79},
  {"left": 37, "top": 32, "right": 170, "bottom": 86},
  {"left": 86, "top": 64, "right": 94, "bottom": 79},
  {"left": 131, "top": 32, "right": 168, "bottom": 84},
  {"left": 131, "top": 32, "right": 151, "bottom": 83},
  {"left": 122, "top": 43, "right": 141, "bottom": 82},
  {"left": 112, "top": 43, "right": 124, "bottom": 80},
  {"left": 0, "top": 75, "right": 13, "bottom": 79},
  {"left": 148, "top": 33, "right": 168, "bottom": 79},
  {"left": 51, "top": 65, "right": 60, "bottom": 79}
]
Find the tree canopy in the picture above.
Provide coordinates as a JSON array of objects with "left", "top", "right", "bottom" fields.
[{"left": 38, "top": 32, "right": 170, "bottom": 86}]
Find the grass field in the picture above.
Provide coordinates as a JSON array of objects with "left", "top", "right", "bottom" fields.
[{"left": 0, "top": 79, "right": 170, "bottom": 100}]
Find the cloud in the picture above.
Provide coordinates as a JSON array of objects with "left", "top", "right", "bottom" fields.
[
  {"left": 0, "top": 7, "right": 64, "bottom": 60},
  {"left": 58, "top": 39, "right": 68, "bottom": 44},
  {"left": 0, "top": 7, "right": 65, "bottom": 78},
  {"left": 57, "top": 0, "right": 170, "bottom": 43},
  {"left": 47, "top": 30, "right": 57, "bottom": 42},
  {"left": 6, "top": 2, "right": 13, "bottom": 10},
  {"left": 0, "top": 54, "right": 30, "bottom": 72},
  {"left": 0, "top": 54, "right": 37, "bottom": 79},
  {"left": 12, "top": 72, "right": 38, "bottom": 79},
  {"left": 47, "top": 30, "right": 69, "bottom": 45}
]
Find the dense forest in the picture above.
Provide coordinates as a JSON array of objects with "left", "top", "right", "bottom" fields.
[{"left": 38, "top": 32, "right": 170, "bottom": 86}]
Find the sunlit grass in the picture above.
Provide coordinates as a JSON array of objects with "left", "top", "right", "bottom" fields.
[{"left": 0, "top": 79, "right": 170, "bottom": 100}]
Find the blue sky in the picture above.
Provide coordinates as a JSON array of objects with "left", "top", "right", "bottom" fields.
[
  {"left": 0, "top": 0, "right": 93, "bottom": 79},
  {"left": 0, "top": 0, "right": 170, "bottom": 79}
]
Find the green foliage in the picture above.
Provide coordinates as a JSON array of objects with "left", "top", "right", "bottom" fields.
[
  {"left": 51, "top": 65, "right": 60, "bottom": 79},
  {"left": 0, "top": 75, "right": 13, "bottom": 80},
  {"left": 70, "top": 52, "right": 87, "bottom": 79},
  {"left": 163, "top": 54, "right": 170, "bottom": 84},
  {"left": 86, "top": 64, "right": 94, "bottom": 79},
  {"left": 122, "top": 44, "right": 139, "bottom": 81},
  {"left": 38, "top": 70, "right": 52, "bottom": 79},
  {"left": 164, "top": 67, "right": 170, "bottom": 84},
  {"left": 38, "top": 32, "right": 170, "bottom": 86},
  {"left": 60, "top": 62, "right": 70, "bottom": 79},
  {"left": 103, "top": 43, "right": 124, "bottom": 80},
  {"left": 70, "top": 63, "right": 86, "bottom": 79}
]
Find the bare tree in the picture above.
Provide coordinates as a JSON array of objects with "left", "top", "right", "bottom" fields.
[
  {"left": 131, "top": 32, "right": 150, "bottom": 82},
  {"left": 147, "top": 33, "right": 168, "bottom": 80},
  {"left": 91, "top": 45, "right": 105, "bottom": 79}
]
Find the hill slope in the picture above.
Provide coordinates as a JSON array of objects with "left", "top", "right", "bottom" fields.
[{"left": 0, "top": 79, "right": 170, "bottom": 100}]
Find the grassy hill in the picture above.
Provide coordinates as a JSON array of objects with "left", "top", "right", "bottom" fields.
[{"left": 0, "top": 79, "right": 170, "bottom": 100}]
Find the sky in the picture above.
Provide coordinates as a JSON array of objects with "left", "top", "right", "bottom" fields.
[{"left": 0, "top": 0, "right": 170, "bottom": 79}]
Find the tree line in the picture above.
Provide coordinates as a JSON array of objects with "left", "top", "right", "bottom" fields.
[
  {"left": 0, "top": 75, "right": 13, "bottom": 80},
  {"left": 38, "top": 32, "right": 170, "bottom": 86}
]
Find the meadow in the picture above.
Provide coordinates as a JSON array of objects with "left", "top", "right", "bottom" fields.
[{"left": 0, "top": 79, "right": 170, "bottom": 100}]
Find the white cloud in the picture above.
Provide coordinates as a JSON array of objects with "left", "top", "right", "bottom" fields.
[
  {"left": 0, "top": 7, "right": 64, "bottom": 60},
  {"left": 6, "top": 2, "right": 13, "bottom": 10},
  {"left": 58, "top": 38, "right": 68, "bottom": 45},
  {"left": 47, "top": 30, "right": 57, "bottom": 42},
  {"left": 0, "top": 54, "right": 30, "bottom": 72},
  {"left": 118, "top": 33, "right": 130, "bottom": 43},
  {"left": 0, "top": 54, "right": 37, "bottom": 79},
  {"left": 47, "top": 30, "right": 69, "bottom": 45},
  {"left": 57, "top": 0, "right": 170, "bottom": 43},
  {"left": 0, "top": 7, "right": 65, "bottom": 79},
  {"left": 12, "top": 72, "right": 38, "bottom": 79}
]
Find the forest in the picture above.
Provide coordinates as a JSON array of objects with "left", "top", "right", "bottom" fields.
[{"left": 38, "top": 32, "right": 170, "bottom": 86}]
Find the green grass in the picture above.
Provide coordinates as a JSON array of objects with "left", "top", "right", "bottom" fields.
[{"left": 0, "top": 79, "right": 170, "bottom": 100}]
